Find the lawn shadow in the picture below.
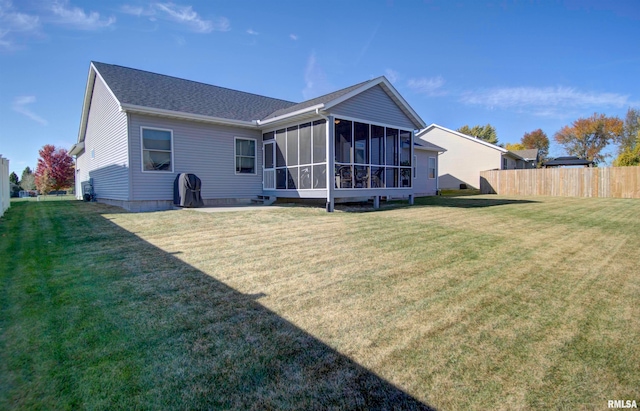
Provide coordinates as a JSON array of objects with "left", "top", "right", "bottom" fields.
[
  {"left": 413, "top": 196, "right": 539, "bottom": 209},
  {"left": 332, "top": 196, "right": 538, "bottom": 213},
  {"left": 54, "top": 200, "right": 436, "bottom": 409}
]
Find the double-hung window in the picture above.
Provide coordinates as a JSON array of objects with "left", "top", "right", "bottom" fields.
[
  {"left": 142, "top": 127, "right": 173, "bottom": 172},
  {"left": 235, "top": 138, "right": 257, "bottom": 174},
  {"left": 428, "top": 157, "right": 436, "bottom": 179}
]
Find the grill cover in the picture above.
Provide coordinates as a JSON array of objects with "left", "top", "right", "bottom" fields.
[{"left": 173, "top": 173, "right": 204, "bottom": 207}]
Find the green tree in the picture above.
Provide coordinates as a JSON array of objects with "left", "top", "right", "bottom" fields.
[
  {"left": 613, "top": 108, "right": 640, "bottom": 166},
  {"left": 457, "top": 124, "right": 498, "bottom": 145},
  {"left": 9, "top": 171, "right": 19, "bottom": 185},
  {"left": 554, "top": 113, "right": 623, "bottom": 165},
  {"left": 20, "top": 166, "right": 35, "bottom": 190},
  {"left": 21, "top": 166, "right": 32, "bottom": 182},
  {"left": 613, "top": 145, "right": 640, "bottom": 166},
  {"left": 616, "top": 108, "right": 640, "bottom": 152}
]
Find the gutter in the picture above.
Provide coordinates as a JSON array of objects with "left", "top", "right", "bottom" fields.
[
  {"left": 119, "top": 103, "right": 258, "bottom": 129},
  {"left": 69, "top": 142, "right": 84, "bottom": 156},
  {"left": 256, "top": 104, "right": 325, "bottom": 127},
  {"left": 118, "top": 102, "right": 328, "bottom": 130}
]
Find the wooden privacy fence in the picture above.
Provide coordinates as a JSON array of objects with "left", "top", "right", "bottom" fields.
[{"left": 480, "top": 167, "right": 640, "bottom": 198}]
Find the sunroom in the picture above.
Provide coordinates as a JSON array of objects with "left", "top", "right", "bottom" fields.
[{"left": 261, "top": 115, "right": 418, "bottom": 211}]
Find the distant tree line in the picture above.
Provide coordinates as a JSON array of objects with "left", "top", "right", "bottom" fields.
[
  {"left": 458, "top": 107, "right": 640, "bottom": 167},
  {"left": 8, "top": 167, "right": 36, "bottom": 197}
]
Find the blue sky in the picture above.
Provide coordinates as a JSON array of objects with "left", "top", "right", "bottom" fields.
[{"left": 1, "top": 0, "right": 639, "bottom": 175}]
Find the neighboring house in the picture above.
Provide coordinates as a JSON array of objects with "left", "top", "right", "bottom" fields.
[
  {"left": 70, "top": 62, "right": 427, "bottom": 212},
  {"left": 413, "top": 141, "right": 446, "bottom": 196},
  {"left": 416, "top": 124, "right": 523, "bottom": 190},
  {"left": 543, "top": 156, "right": 594, "bottom": 168},
  {"left": 510, "top": 149, "right": 540, "bottom": 169}
]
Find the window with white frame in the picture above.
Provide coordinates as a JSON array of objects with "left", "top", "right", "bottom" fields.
[
  {"left": 142, "top": 128, "right": 173, "bottom": 172},
  {"left": 428, "top": 157, "right": 436, "bottom": 179},
  {"left": 235, "top": 138, "right": 256, "bottom": 174}
]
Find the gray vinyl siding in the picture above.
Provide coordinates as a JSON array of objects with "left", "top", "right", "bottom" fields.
[
  {"left": 129, "top": 114, "right": 262, "bottom": 200},
  {"left": 75, "top": 148, "right": 89, "bottom": 199},
  {"left": 81, "top": 75, "right": 129, "bottom": 200},
  {"left": 414, "top": 150, "right": 439, "bottom": 196},
  {"left": 330, "top": 85, "right": 416, "bottom": 129}
]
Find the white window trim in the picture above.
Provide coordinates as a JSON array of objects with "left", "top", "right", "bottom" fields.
[
  {"left": 141, "top": 126, "right": 174, "bottom": 173},
  {"left": 428, "top": 157, "right": 436, "bottom": 179},
  {"left": 234, "top": 137, "right": 257, "bottom": 175},
  {"left": 263, "top": 140, "right": 275, "bottom": 170}
]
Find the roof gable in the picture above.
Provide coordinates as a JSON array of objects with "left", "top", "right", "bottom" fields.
[
  {"left": 260, "top": 76, "right": 425, "bottom": 129},
  {"left": 262, "top": 80, "right": 369, "bottom": 121},
  {"left": 417, "top": 123, "right": 508, "bottom": 153},
  {"left": 510, "top": 149, "right": 539, "bottom": 161}
]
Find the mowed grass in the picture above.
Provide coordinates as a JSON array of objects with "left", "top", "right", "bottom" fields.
[{"left": 1, "top": 196, "right": 638, "bottom": 410}]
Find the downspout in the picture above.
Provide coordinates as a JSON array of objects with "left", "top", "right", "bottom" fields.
[
  {"left": 316, "top": 108, "right": 334, "bottom": 212},
  {"left": 436, "top": 151, "right": 441, "bottom": 194}
]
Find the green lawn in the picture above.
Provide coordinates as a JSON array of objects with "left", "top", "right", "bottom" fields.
[{"left": 1, "top": 196, "right": 638, "bottom": 410}]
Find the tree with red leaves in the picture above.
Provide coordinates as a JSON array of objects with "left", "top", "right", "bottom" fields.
[{"left": 35, "top": 145, "right": 74, "bottom": 194}]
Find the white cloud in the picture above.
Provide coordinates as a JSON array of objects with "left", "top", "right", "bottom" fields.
[
  {"left": 50, "top": 0, "right": 115, "bottom": 30},
  {"left": 2, "top": 10, "right": 39, "bottom": 32},
  {"left": 290, "top": 33, "right": 298, "bottom": 40},
  {"left": 0, "top": 30, "right": 12, "bottom": 49},
  {"left": 154, "top": 3, "right": 229, "bottom": 33},
  {"left": 459, "top": 86, "right": 632, "bottom": 116},
  {"left": 385, "top": 69, "right": 398, "bottom": 84},
  {"left": 407, "top": 76, "right": 446, "bottom": 96},
  {"left": 120, "top": 4, "right": 147, "bottom": 17},
  {"left": 302, "top": 52, "right": 333, "bottom": 100},
  {"left": 12, "top": 96, "right": 48, "bottom": 125},
  {"left": 246, "top": 28, "right": 258, "bottom": 35},
  {"left": 0, "top": 1, "right": 40, "bottom": 49}
]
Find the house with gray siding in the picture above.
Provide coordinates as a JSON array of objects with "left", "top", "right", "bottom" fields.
[
  {"left": 70, "top": 62, "right": 428, "bottom": 211},
  {"left": 510, "top": 149, "right": 540, "bottom": 169},
  {"left": 413, "top": 141, "right": 446, "bottom": 196}
]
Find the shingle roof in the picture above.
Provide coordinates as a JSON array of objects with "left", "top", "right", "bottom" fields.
[
  {"left": 92, "top": 62, "right": 298, "bottom": 122},
  {"left": 263, "top": 79, "right": 372, "bottom": 120},
  {"left": 418, "top": 124, "right": 508, "bottom": 153},
  {"left": 543, "top": 156, "right": 594, "bottom": 167},
  {"left": 510, "top": 149, "right": 539, "bottom": 161},
  {"left": 414, "top": 141, "right": 446, "bottom": 152}
]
